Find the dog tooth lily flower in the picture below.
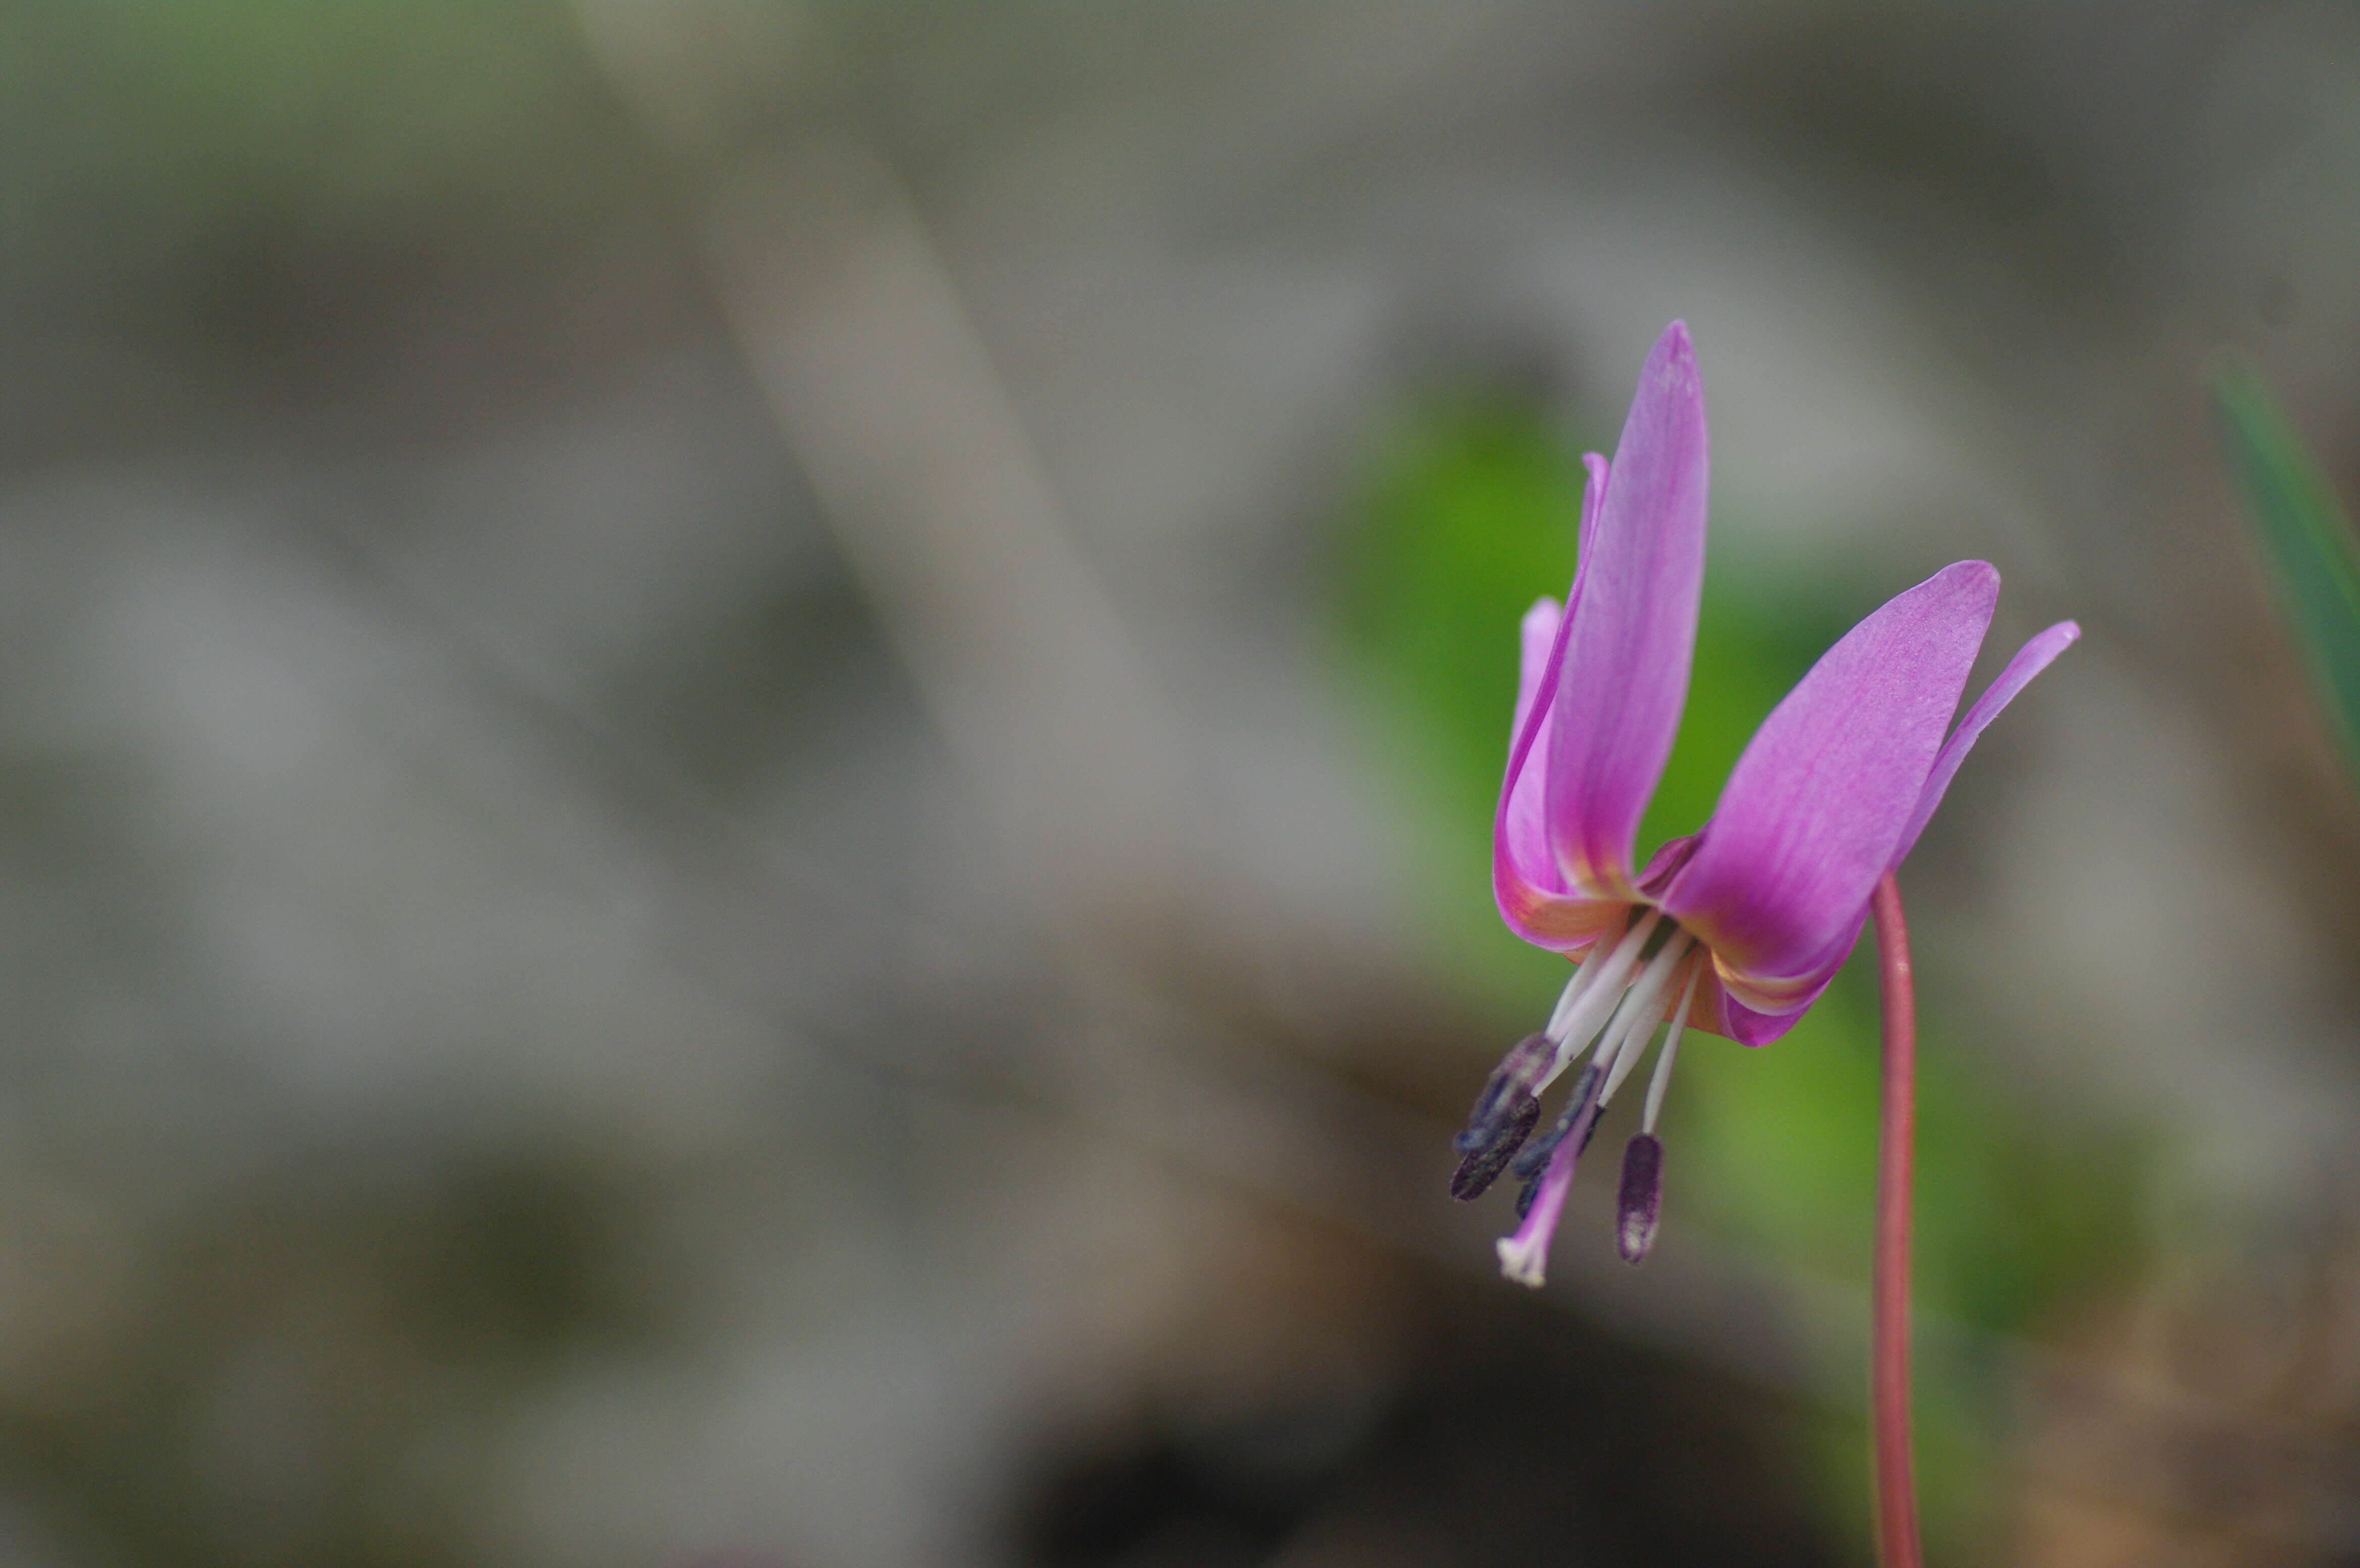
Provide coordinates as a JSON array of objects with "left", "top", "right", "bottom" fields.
[{"left": 1451, "top": 322, "right": 2079, "bottom": 1287}]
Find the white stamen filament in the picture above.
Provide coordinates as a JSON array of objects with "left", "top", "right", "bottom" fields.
[
  {"left": 1544, "top": 909, "right": 1629, "bottom": 1040},
  {"left": 1595, "top": 997, "right": 1666, "bottom": 1108},
  {"left": 1598, "top": 934, "right": 1694, "bottom": 1105},
  {"left": 1642, "top": 960, "right": 1703, "bottom": 1136},
  {"left": 1538, "top": 909, "right": 1661, "bottom": 1089}
]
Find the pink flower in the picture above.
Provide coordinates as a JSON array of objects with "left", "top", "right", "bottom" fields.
[{"left": 1454, "top": 322, "right": 2078, "bottom": 1286}]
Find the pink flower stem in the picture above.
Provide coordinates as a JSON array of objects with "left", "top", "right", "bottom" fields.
[{"left": 1869, "top": 873, "right": 1922, "bottom": 1568}]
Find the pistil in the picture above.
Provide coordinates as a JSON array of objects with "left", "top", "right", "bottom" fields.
[{"left": 1466, "top": 915, "right": 1711, "bottom": 1285}]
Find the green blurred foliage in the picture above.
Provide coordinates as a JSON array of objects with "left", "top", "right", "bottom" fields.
[
  {"left": 1335, "top": 396, "right": 1584, "bottom": 1006},
  {"left": 2214, "top": 358, "right": 2360, "bottom": 782},
  {"left": 1336, "top": 389, "right": 2146, "bottom": 1560}
]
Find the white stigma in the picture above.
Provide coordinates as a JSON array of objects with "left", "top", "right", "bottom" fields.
[{"left": 1494, "top": 1230, "right": 1550, "bottom": 1289}]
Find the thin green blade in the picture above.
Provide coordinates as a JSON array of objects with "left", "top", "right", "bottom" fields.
[{"left": 2212, "top": 358, "right": 2360, "bottom": 778}]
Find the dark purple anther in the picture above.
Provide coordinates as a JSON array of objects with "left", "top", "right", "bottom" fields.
[
  {"left": 1455, "top": 1034, "right": 1552, "bottom": 1155},
  {"left": 1510, "top": 1061, "right": 1601, "bottom": 1183},
  {"left": 1615, "top": 1134, "right": 1663, "bottom": 1264},
  {"left": 1451, "top": 1092, "right": 1540, "bottom": 1200}
]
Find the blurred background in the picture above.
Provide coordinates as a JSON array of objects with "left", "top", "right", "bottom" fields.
[{"left": 5, "top": 4, "right": 2360, "bottom": 1565}]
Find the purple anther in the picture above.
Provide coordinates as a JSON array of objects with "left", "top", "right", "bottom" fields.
[{"left": 1615, "top": 1134, "right": 1663, "bottom": 1264}]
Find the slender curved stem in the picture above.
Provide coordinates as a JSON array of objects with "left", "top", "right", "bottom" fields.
[{"left": 1870, "top": 873, "right": 1922, "bottom": 1568}]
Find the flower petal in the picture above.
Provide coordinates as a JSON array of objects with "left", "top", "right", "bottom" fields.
[
  {"left": 1888, "top": 619, "right": 2081, "bottom": 867},
  {"left": 1543, "top": 322, "right": 1709, "bottom": 899},
  {"left": 1514, "top": 599, "right": 1562, "bottom": 740},
  {"left": 1497, "top": 641, "right": 1625, "bottom": 951},
  {"left": 1662, "top": 561, "right": 1999, "bottom": 1005},
  {"left": 1498, "top": 595, "right": 1563, "bottom": 903},
  {"left": 1502, "top": 453, "right": 1612, "bottom": 842},
  {"left": 1493, "top": 463, "right": 1626, "bottom": 952},
  {"left": 1576, "top": 451, "right": 1608, "bottom": 566},
  {"left": 1687, "top": 933, "right": 1855, "bottom": 1045}
]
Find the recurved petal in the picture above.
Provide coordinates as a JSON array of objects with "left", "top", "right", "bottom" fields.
[
  {"left": 1685, "top": 916, "right": 1859, "bottom": 1044},
  {"left": 1576, "top": 452, "right": 1609, "bottom": 574},
  {"left": 1888, "top": 619, "right": 2081, "bottom": 867},
  {"left": 1499, "top": 596, "right": 1562, "bottom": 904},
  {"left": 1662, "top": 561, "right": 1999, "bottom": 993},
  {"left": 1513, "top": 596, "right": 1561, "bottom": 741},
  {"left": 1497, "top": 663, "right": 1627, "bottom": 954},
  {"left": 1494, "top": 464, "right": 1629, "bottom": 953},
  {"left": 1543, "top": 323, "right": 1709, "bottom": 898}
]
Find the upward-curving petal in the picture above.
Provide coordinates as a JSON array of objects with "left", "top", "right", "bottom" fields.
[
  {"left": 1676, "top": 960, "right": 1835, "bottom": 1048},
  {"left": 1888, "top": 619, "right": 2081, "bottom": 866},
  {"left": 1543, "top": 322, "right": 1709, "bottom": 899},
  {"left": 1662, "top": 561, "right": 1999, "bottom": 1009},
  {"left": 1494, "top": 606, "right": 1626, "bottom": 949},
  {"left": 1493, "top": 462, "right": 1626, "bottom": 953},
  {"left": 1513, "top": 597, "right": 1561, "bottom": 742},
  {"left": 1575, "top": 451, "right": 1608, "bottom": 570},
  {"left": 1498, "top": 595, "right": 1563, "bottom": 903}
]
